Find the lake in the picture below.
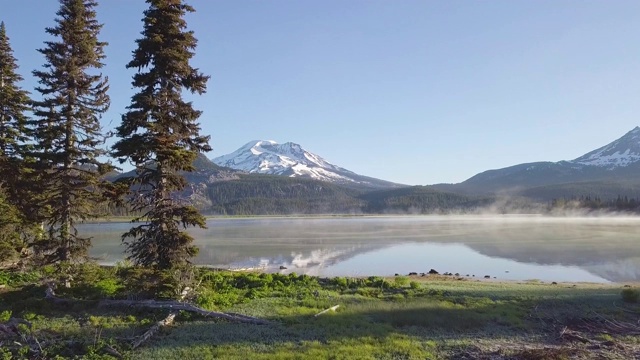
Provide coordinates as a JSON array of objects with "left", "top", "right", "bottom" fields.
[{"left": 81, "top": 215, "right": 640, "bottom": 283}]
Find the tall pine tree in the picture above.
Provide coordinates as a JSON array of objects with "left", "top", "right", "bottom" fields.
[
  {"left": 112, "top": 0, "right": 211, "bottom": 269},
  {"left": 0, "top": 22, "right": 31, "bottom": 201},
  {"left": 30, "top": 0, "right": 111, "bottom": 263},
  {"left": 0, "top": 22, "right": 36, "bottom": 266}
]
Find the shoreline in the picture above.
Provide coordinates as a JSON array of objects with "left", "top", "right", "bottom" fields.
[
  {"left": 150, "top": 263, "right": 629, "bottom": 287},
  {"left": 82, "top": 212, "right": 640, "bottom": 224}
]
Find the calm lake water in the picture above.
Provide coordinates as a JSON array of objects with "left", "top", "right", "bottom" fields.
[{"left": 81, "top": 215, "right": 640, "bottom": 283}]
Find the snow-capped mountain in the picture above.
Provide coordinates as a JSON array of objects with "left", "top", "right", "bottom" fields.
[
  {"left": 213, "top": 140, "right": 401, "bottom": 188},
  {"left": 432, "top": 126, "right": 640, "bottom": 195},
  {"left": 572, "top": 126, "right": 640, "bottom": 168}
]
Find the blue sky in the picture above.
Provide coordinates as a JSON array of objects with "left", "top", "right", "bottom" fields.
[{"left": 3, "top": 1, "right": 640, "bottom": 185}]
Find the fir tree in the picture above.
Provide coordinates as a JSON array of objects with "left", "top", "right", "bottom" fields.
[
  {"left": 112, "top": 0, "right": 211, "bottom": 269},
  {"left": 0, "top": 22, "right": 31, "bottom": 204},
  {"left": 0, "top": 22, "right": 42, "bottom": 265},
  {"left": 0, "top": 185, "right": 24, "bottom": 265},
  {"left": 30, "top": 0, "right": 111, "bottom": 263}
]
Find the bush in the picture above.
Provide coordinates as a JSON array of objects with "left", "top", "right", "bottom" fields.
[
  {"left": 393, "top": 276, "right": 409, "bottom": 287},
  {"left": 95, "top": 278, "right": 122, "bottom": 297},
  {"left": 0, "top": 270, "right": 41, "bottom": 287},
  {"left": 0, "top": 242, "right": 18, "bottom": 265},
  {"left": 0, "top": 347, "right": 12, "bottom": 360},
  {"left": 332, "top": 277, "right": 348, "bottom": 289},
  {"left": 409, "top": 281, "right": 420, "bottom": 290},
  {"left": 363, "top": 276, "right": 393, "bottom": 289},
  {"left": 621, "top": 288, "right": 640, "bottom": 303},
  {"left": 117, "top": 267, "right": 168, "bottom": 299},
  {"left": 196, "top": 288, "right": 244, "bottom": 309},
  {"left": 0, "top": 310, "right": 11, "bottom": 322}
]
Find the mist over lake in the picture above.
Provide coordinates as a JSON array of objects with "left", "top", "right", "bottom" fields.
[{"left": 83, "top": 215, "right": 640, "bottom": 283}]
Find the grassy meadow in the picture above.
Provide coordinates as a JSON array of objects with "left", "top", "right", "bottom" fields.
[{"left": 0, "top": 266, "right": 639, "bottom": 359}]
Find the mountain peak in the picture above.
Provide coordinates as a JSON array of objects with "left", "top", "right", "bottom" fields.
[
  {"left": 572, "top": 126, "right": 640, "bottom": 168},
  {"left": 212, "top": 140, "right": 402, "bottom": 189},
  {"left": 213, "top": 140, "right": 351, "bottom": 179},
  {"left": 443, "top": 126, "right": 640, "bottom": 195}
]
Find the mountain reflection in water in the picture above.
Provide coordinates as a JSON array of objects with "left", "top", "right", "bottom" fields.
[{"left": 83, "top": 216, "right": 640, "bottom": 283}]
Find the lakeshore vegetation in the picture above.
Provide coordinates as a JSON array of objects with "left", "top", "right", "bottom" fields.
[{"left": 1, "top": 266, "right": 640, "bottom": 359}]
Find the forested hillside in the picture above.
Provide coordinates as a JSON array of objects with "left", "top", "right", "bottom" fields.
[
  {"left": 360, "top": 186, "right": 493, "bottom": 213},
  {"left": 516, "top": 180, "right": 640, "bottom": 202},
  {"left": 206, "top": 175, "right": 364, "bottom": 214},
  {"left": 202, "top": 177, "right": 496, "bottom": 215}
]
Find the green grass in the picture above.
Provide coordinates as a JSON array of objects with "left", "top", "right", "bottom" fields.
[{"left": 0, "top": 267, "right": 637, "bottom": 359}]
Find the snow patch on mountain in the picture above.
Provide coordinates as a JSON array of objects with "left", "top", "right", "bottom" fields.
[
  {"left": 213, "top": 140, "right": 364, "bottom": 184},
  {"left": 572, "top": 127, "right": 640, "bottom": 169},
  {"left": 574, "top": 149, "right": 640, "bottom": 168}
]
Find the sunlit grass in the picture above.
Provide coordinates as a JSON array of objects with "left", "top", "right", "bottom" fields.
[
  {"left": 135, "top": 327, "right": 441, "bottom": 360},
  {"left": 0, "top": 267, "right": 636, "bottom": 359}
]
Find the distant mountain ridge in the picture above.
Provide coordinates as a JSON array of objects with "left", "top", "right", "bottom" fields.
[
  {"left": 432, "top": 127, "right": 640, "bottom": 197},
  {"left": 213, "top": 140, "right": 403, "bottom": 189},
  {"left": 109, "top": 150, "right": 486, "bottom": 215},
  {"left": 107, "top": 128, "right": 640, "bottom": 214}
]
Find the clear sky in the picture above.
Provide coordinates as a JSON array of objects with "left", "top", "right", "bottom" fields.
[{"left": 2, "top": 1, "right": 640, "bottom": 185}]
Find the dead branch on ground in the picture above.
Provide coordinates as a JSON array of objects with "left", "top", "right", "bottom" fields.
[{"left": 44, "top": 282, "right": 270, "bottom": 326}]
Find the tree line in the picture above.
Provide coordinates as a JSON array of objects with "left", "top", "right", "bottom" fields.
[
  {"left": 206, "top": 175, "right": 364, "bottom": 215},
  {"left": 0, "top": 0, "right": 210, "bottom": 271},
  {"left": 202, "top": 180, "right": 494, "bottom": 215},
  {"left": 550, "top": 195, "right": 640, "bottom": 213}
]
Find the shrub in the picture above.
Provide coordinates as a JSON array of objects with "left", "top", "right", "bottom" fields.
[
  {"left": 258, "top": 272, "right": 273, "bottom": 284},
  {"left": 117, "top": 267, "right": 165, "bottom": 299},
  {"left": 0, "top": 242, "right": 18, "bottom": 264},
  {"left": 356, "top": 287, "right": 382, "bottom": 298},
  {"left": 0, "top": 270, "right": 41, "bottom": 287},
  {"left": 621, "top": 288, "right": 640, "bottom": 303},
  {"left": 196, "top": 288, "right": 244, "bottom": 309},
  {"left": 333, "top": 277, "right": 348, "bottom": 289},
  {"left": 95, "top": 278, "right": 122, "bottom": 297},
  {"left": 393, "top": 276, "right": 409, "bottom": 287},
  {"left": 409, "top": 281, "right": 420, "bottom": 290},
  {"left": 0, "top": 310, "right": 11, "bottom": 322},
  {"left": 0, "top": 347, "right": 11, "bottom": 360},
  {"left": 366, "top": 276, "right": 385, "bottom": 287}
]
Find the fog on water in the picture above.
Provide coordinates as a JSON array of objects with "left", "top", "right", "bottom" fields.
[{"left": 81, "top": 215, "right": 640, "bottom": 283}]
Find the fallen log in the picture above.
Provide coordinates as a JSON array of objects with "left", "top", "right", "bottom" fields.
[
  {"left": 103, "top": 345, "right": 123, "bottom": 359},
  {"left": 559, "top": 326, "right": 593, "bottom": 344},
  {"left": 131, "top": 286, "right": 193, "bottom": 350},
  {"left": 314, "top": 305, "right": 340, "bottom": 317},
  {"left": 44, "top": 283, "right": 270, "bottom": 326},
  {"left": 45, "top": 282, "right": 272, "bottom": 350},
  {"left": 132, "top": 313, "right": 176, "bottom": 350},
  {"left": 99, "top": 299, "right": 270, "bottom": 325},
  {"left": 0, "top": 318, "right": 32, "bottom": 337}
]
